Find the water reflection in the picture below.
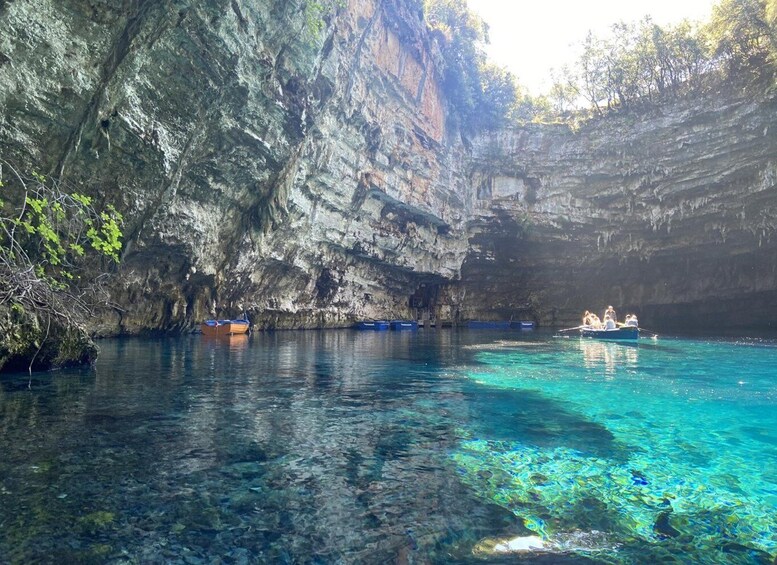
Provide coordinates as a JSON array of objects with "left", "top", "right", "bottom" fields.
[
  {"left": 3, "top": 332, "right": 774, "bottom": 563},
  {"left": 0, "top": 330, "right": 522, "bottom": 563},
  {"left": 201, "top": 333, "right": 249, "bottom": 351},
  {"left": 579, "top": 339, "right": 639, "bottom": 376}
]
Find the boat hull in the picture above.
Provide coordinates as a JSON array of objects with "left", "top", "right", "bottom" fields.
[
  {"left": 201, "top": 320, "right": 250, "bottom": 336},
  {"left": 580, "top": 327, "right": 639, "bottom": 340},
  {"left": 354, "top": 321, "right": 390, "bottom": 331},
  {"left": 390, "top": 320, "right": 418, "bottom": 330}
]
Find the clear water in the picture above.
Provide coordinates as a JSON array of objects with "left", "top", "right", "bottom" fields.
[{"left": 0, "top": 331, "right": 775, "bottom": 564}]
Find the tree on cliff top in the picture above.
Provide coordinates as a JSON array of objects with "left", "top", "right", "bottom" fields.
[
  {"left": 548, "top": 0, "right": 777, "bottom": 122},
  {"left": 706, "top": 0, "right": 774, "bottom": 75},
  {"left": 423, "top": 0, "right": 518, "bottom": 132},
  {"left": 0, "top": 160, "right": 123, "bottom": 372}
]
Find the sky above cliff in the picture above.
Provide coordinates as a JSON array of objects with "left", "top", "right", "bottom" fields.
[{"left": 468, "top": 0, "right": 718, "bottom": 95}]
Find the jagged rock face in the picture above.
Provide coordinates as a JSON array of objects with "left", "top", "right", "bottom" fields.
[
  {"left": 464, "top": 93, "right": 777, "bottom": 330},
  {"left": 2, "top": 0, "right": 777, "bottom": 335},
  {"left": 0, "top": 0, "right": 467, "bottom": 332}
]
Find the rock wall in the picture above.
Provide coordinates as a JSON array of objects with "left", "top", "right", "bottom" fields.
[
  {"left": 2, "top": 0, "right": 777, "bottom": 336},
  {"left": 463, "top": 92, "right": 777, "bottom": 330},
  {"left": 0, "top": 0, "right": 468, "bottom": 333}
]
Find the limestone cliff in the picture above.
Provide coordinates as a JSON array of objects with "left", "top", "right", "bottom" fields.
[
  {"left": 1, "top": 0, "right": 777, "bottom": 342},
  {"left": 463, "top": 91, "right": 777, "bottom": 330},
  {"left": 1, "top": 0, "right": 467, "bottom": 335}
]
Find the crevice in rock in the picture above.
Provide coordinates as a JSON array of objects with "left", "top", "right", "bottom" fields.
[
  {"left": 346, "top": 4, "right": 380, "bottom": 101},
  {"left": 230, "top": 0, "right": 248, "bottom": 32}
]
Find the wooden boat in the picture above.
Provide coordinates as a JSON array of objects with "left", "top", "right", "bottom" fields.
[
  {"left": 390, "top": 320, "right": 418, "bottom": 330},
  {"left": 354, "top": 320, "right": 390, "bottom": 330},
  {"left": 201, "top": 319, "right": 250, "bottom": 336},
  {"left": 580, "top": 326, "right": 639, "bottom": 340}
]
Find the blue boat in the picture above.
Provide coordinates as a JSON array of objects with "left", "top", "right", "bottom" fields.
[
  {"left": 390, "top": 320, "right": 418, "bottom": 331},
  {"left": 467, "top": 321, "right": 511, "bottom": 329},
  {"left": 354, "top": 321, "right": 390, "bottom": 330},
  {"left": 510, "top": 321, "right": 535, "bottom": 330},
  {"left": 581, "top": 327, "right": 639, "bottom": 340}
]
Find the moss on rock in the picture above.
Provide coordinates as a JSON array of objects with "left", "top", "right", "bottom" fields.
[{"left": 0, "top": 304, "right": 98, "bottom": 373}]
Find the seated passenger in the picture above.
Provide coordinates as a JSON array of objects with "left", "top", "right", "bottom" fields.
[
  {"left": 604, "top": 305, "right": 617, "bottom": 324},
  {"left": 590, "top": 314, "right": 603, "bottom": 329},
  {"left": 604, "top": 315, "right": 616, "bottom": 330},
  {"left": 625, "top": 314, "right": 639, "bottom": 327},
  {"left": 582, "top": 310, "right": 593, "bottom": 327}
]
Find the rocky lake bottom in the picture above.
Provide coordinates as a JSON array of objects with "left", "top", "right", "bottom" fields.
[{"left": 0, "top": 330, "right": 775, "bottom": 564}]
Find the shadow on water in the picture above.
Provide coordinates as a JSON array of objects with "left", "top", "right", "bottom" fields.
[{"left": 462, "top": 385, "right": 625, "bottom": 461}]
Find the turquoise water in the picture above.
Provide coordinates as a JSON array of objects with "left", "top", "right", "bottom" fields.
[
  {"left": 456, "top": 336, "right": 777, "bottom": 563},
  {"left": 0, "top": 331, "right": 775, "bottom": 563}
]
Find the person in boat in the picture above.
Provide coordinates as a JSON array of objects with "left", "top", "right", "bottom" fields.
[
  {"left": 582, "top": 310, "right": 593, "bottom": 327},
  {"left": 604, "top": 315, "right": 617, "bottom": 330},
  {"left": 590, "top": 313, "right": 603, "bottom": 329},
  {"left": 625, "top": 314, "right": 639, "bottom": 327},
  {"left": 604, "top": 305, "right": 617, "bottom": 324}
]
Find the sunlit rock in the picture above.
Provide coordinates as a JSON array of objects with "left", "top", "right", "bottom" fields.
[{"left": 494, "top": 535, "right": 545, "bottom": 552}]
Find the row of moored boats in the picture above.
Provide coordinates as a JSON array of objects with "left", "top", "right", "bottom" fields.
[
  {"left": 199, "top": 318, "right": 536, "bottom": 335},
  {"left": 198, "top": 311, "right": 647, "bottom": 341}
]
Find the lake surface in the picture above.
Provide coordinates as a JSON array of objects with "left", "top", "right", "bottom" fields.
[{"left": 0, "top": 330, "right": 775, "bottom": 564}]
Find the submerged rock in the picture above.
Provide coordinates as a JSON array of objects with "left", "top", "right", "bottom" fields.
[
  {"left": 653, "top": 511, "right": 681, "bottom": 539},
  {"left": 474, "top": 534, "right": 545, "bottom": 556},
  {"left": 494, "top": 535, "right": 546, "bottom": 553},
  {"left": 474, "top": 529, "right": 619, "bottom": 557}
]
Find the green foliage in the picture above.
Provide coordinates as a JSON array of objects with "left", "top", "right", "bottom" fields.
[
  {"left": 479, "top": 64, "right": 519, "bottom": 129},
  {"left": 5, "top": 188, "right": 123, "bottom": 283},
  {"left": 548, "top": 67, "right": 579, "bottom": 116},
  {"left": 0, "top": 161, "right": 124, "bottom": 327},
  {"left": 512, "top": 93, "right": 554, "bottom": 123},
  {"left": 534, "top": 0, "right": 777, "bottom": 123},
  {"left": 85, "top": 205, "right": 123, "bottom": 262},
  {"left": 303, "top": 0, "right": 343, "bottom": 38},
  {"left": 424, "top": 0, "right": 518, "bottom": 132},
  {"left": 706, "top": 0, "right": 772, "bottom": 74}
]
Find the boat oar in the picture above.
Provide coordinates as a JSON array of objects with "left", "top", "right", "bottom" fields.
[
  {"left": 557, "top": 325, "right": 585, "bottom": 333},
  {"left": 638, "top": 327, "right": 659, "bottom": 339}
]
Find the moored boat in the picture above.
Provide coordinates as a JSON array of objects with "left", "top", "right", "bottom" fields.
[
  {"left": 580, "top": 327, "right": 639, "bottom": 340},
  {"left": 510, "top": 321, "right": 535, "bottom": 330},
  {"left": 201, "top": 319, "right": 250, "bottom": 336},
  {"left": 354, "top": 320, "right": 390, "bottom": 330},
  {"left": 390, "top": 320, "right": 418, "bottom": 330}
]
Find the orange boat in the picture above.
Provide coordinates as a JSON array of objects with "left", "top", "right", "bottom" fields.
[{"left": 200, "top": 319, "right": 250, "bottom": 336}]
